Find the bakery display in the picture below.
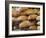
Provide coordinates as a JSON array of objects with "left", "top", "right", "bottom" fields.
[{"left": 12, "top": 7, "right": 40, "bottom": 30}]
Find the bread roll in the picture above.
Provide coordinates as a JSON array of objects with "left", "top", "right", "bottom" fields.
[
  {"left": 28, "top": 15, "right": 37, "bottom": 20},
  {"left": 17, "top": 16, "right": 27, "bottom": 21},
  {"left": 20, "top": 12, "right": 26, "bottom": 16},
  {"left": 19, "top": 21, "right": 31, "bottom": 28}
]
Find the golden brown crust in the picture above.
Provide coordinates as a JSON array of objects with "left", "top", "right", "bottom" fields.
[
  {"left": 17, "top": 16, "right": 28, "bottom": 21},
  {"left": 33, "top": 9, "right": 39, "bottom": 14},
  {"left": 19, "top": 21, "right": 31, "bottom": 28},
  {"left": 24, "top": 9, "right": 33, "bottom": 15},
  {"left": 28, "top": 15, "right": 38, "bottom": 20}
]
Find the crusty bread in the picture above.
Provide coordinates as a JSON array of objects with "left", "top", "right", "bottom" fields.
[
  {"left": 12, "top": 7, "right": 40, "bottom": 30},
  {"left": 19, "top": 21, "right": 31, "bottom": 28}
]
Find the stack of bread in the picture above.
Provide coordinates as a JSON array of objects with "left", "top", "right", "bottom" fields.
[{"left": 12, "top": 7, "right": 40, "bottom": 30}]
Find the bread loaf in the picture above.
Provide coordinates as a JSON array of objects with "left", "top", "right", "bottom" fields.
[{"left": 19, "top": 21, "right": 31, "bottom": 28}]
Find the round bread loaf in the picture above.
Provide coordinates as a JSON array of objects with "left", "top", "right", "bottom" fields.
[{"left": 19, "top": 21, "right": 31, "bottom": 29}]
